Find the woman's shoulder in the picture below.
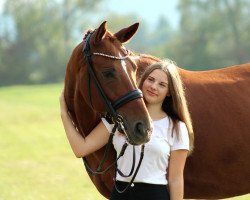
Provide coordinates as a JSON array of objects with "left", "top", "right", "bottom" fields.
[
  {"left": 166, "top": 117, "right": 186, "bottom": 128},
  {"left": 178, "top": 120, "right": 187, "bottom": 128},
  {"left": 166, "top": 118, "right": 188, "bottom": 138},
  {"left": 171, "top": 120, "right": 190, "bottom": 151}
]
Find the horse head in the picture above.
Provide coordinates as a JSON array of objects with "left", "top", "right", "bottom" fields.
[{"left": 65, "top": 21, "right": 152, "bottom": 145}]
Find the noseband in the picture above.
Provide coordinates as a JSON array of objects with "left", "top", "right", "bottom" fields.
[{"left": 82, "top": 31, "right": 143, "bottom": 124}]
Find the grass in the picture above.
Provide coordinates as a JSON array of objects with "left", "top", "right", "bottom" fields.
[
  {"left": 0, "top": 84, "right": 249, "bottom": 200},
  {"left": 0, "top": 84, "right": 104, "bottom": 200}
]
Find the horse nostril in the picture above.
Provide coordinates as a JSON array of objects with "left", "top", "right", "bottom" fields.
[{"left": 135, "top": 122, "right": 145, "bottom": 135}]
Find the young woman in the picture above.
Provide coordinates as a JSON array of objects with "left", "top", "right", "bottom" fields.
[{"left": 60, "top": 60, "right": 194, "bottom": 200}]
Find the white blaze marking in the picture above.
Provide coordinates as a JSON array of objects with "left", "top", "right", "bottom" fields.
[
  {"left": 119, "top": 53, "right": 135, "bottom": 87},
  {"left": 119, "top": 53, "right": 128, "bottom": 75}
]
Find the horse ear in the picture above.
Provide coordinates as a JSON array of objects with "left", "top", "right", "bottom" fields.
[
  {"left": 114, "top": 23, "right": 139, "bottom": 44},
  {"left": 93, "top": 21, "right": 107, "bottom": 45}
]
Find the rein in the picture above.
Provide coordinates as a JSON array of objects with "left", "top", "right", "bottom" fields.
[
  {"left": 115, "top": 145, "right": 145, "bottom": 193},
  {"left": 81, "top": 30, "right": 145, "bottom": 193}
]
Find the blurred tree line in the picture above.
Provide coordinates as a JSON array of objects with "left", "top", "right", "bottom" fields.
[
  {"left": 0, "top": 0, "right": 103, "bottom": 85},
  {"left": 0, "top": 0, "right": 249, "bottom": 86},
  {"left": 154, "top": 0, "right": 250, "bottom": 70}
]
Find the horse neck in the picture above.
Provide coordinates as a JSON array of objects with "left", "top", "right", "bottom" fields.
[{"left": 65, "top": 64, "right": 100, "bottom": 137}]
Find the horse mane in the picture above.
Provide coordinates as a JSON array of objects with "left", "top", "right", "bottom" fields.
[
  {"left": 83, "top": 29, "right": 94, "bottom": 40},
  {"left": 137, "top": 53, "right": 161, "bottom": 62}
]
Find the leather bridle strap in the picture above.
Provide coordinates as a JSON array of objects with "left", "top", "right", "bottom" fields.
[
  {"left": 114, "top": 144, "right": 145, "bottom": 193},
  {"left": 83, "top": 131, "right": 129, "bottom": 175},
  {"left": 82, "top": 31, "right": 143, "bottom": 118},
  {"left": 113, "top": 89, "right": 143, "bottom": 110},
  {"left": 81, "top": 31, "right": 145, "bottom": 185},
  {"left": 83, "top": 31, "right": 117, "bottom": 118}
]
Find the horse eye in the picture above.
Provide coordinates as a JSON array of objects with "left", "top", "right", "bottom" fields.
[{"left": 102, "top": 68, "right": 116, "bottom": 79}]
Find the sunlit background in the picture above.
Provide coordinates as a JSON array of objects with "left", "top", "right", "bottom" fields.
[
  {"left": 1, "top": 0, "right": 250, "bottom": 86},
  {"left": 0, "top": 0, "right": 249, "bottom": 199}
]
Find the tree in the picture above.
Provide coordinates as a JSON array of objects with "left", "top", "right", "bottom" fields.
[
  {"left": 0, "top": 0, "right": 103, "bottom": 85},
  {"left": 149, "top": 16, "right": 175, "bottom": 59},
  {"left": 158, "top": 0, "right": 250, "bottom": 70}
]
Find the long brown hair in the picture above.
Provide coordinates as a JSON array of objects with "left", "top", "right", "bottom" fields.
[{"left": 139, "top": 60, "right": 194, "bottom": 153}]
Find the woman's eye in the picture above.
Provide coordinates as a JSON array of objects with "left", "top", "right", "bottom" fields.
[{"left": 160, "top": 83, "right": 168, "bottom": 88}]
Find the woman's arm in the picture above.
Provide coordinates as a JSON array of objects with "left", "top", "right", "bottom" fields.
[
  {"left": 168, "top": 150, "right": 188, "bottom": 200},
  {"left": 59, "top": 91, "right": 110, "bottom": 158}
]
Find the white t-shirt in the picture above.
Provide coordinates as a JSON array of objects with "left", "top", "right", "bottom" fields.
[{"left": 101, "top": 116, "right": 189, "bottom": 185}]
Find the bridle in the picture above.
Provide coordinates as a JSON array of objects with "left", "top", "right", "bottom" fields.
[
  {"left": 83, "top": 31, "right": 143, "bottom": 126},
  {"left": 81, "top": 30, "right": 145, "bottom": 193}
]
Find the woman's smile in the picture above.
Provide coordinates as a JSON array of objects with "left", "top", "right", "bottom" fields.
[
  {"left": 142, "top": 69, "right": 169, "bottom": 105},
  {"left": 147, "top": 89, "right": 157, "bottom": 96}
]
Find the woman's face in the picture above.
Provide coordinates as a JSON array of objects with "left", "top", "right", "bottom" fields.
[{"left": 142, "top": 69, "right": 169, "bottom": 106}]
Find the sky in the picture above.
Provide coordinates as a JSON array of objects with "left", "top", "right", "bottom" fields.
[
  {"left": 0, "top": 0, "right": 180, "bottom": 29},
  {"left": 0, "top": 0, "right": 4, "bottom": 12},
  {"left": 101, "top": 0, "right": 180, "bottom": 28}
]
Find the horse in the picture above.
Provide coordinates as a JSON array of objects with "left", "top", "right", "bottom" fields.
[
  {"left": 64, "top": 21, "right": 152, "bottom": 197},
  {"left": 134, "top": 57, "right": 250, "bottom": 199},
  {"left": 134, "top": 58, "right": 250, "bottom": 199},
  {"left": 179, "top": 64, "right": 250, "bottom": 199},
  {"left": 64, "top": 21, "right": 250, "bottom": 199}
]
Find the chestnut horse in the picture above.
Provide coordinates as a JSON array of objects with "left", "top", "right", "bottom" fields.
[
  {"left": 64, "top": 22, "right": 250, "bottom": 199},
  {"left": 180, "top": 64, "right": 250, "bottom": 199},
  {"left": 64, "top": 21, "right": 152, "bottom": 197},
  {"left": 135, "top": 58, "right": 250, "bottom": 199}
]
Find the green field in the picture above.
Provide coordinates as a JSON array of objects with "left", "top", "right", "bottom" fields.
[
  {"left": 0, "top": 84, "right": 104, "bottom": 200},
  {"left": 0, "top": 84, "right": 249, "bottom": 200}
]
